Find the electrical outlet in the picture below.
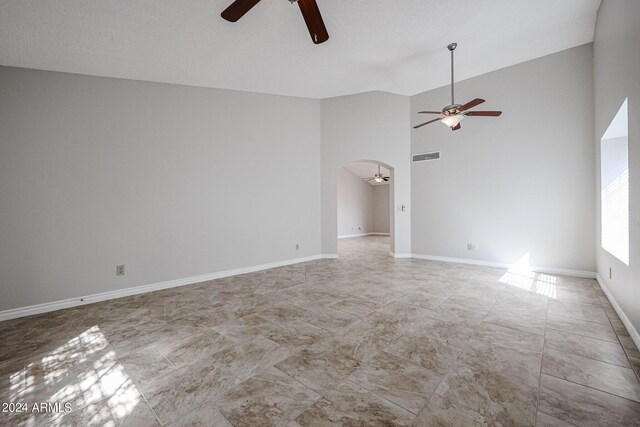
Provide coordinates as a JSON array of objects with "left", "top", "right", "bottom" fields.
[
  {"left": 467, "top": 244, "right": 477, "bottom": 251},
  {"left": 296, "top": 243, "right": 299, "bottom": 250},
  {"left": 116, "top": 265, "right": 125, "bottom": 276},
  {"left": 358, "top": 226, "right": 362, "bottom": 230}
]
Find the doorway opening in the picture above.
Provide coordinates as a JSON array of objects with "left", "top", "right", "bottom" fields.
[{"left": 336, "top": 161, "right": 393, "bottom": 258}]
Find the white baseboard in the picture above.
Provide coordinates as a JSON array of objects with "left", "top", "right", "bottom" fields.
[
  {"left": 596, "top": 274, "right": 640, "bottom": 351},
  {"left": 411, "top": 253, "right": 596, "bottom": 279},
  {"left": 390, "top": 252, "right": 412, "bottom": 259},
  {"left": 0, "top": 255, "right": 324, "bottom": 322},
  {"left": 338, "top": 232, "right": 389, "bottom": 239},
  {"left": 0, "top": 251, "right": 598, "bottom": 322},
  {"left": 338, "top": 233, "right": 369, "bottom": 239}
]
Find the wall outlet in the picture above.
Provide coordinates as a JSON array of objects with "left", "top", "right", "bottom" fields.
[
  {"left": 295, "top": 243, "right": 299, "bottom": 250},
  {"left": 116, "top": 264, "right": 125, "bottom": 276},
  {"left": 358, "top": 226, "right": 362, "bottom": 230},
  {"left": 467, "top": 244, "right": 477, "bottom": 251}
]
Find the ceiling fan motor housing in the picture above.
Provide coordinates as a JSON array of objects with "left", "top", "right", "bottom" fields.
[{"left": 443, "top": 104, "right": 462, "bottom": 115}]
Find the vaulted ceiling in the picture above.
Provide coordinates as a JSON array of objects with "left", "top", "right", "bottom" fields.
[{"left": 0, "top": 0, "right": 601, "bottom": 99}]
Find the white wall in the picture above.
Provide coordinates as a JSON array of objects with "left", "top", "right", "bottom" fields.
[
  {"left": 0, "top": 66, "right": 321, "bottom": 312},
  {"left": 321, "top": 91, "right": 411, "bottom": 256},
  {"left": 593, "top": 0, "right": 640, "bottom": 341},
  {"left": 411, "top": 44, "right": 595, "bottom": 272},
  {"left": 337, "top": 167, "right": 375, "bottom": 237},
  {"left": 373, "top": 185, "right": 391, "bottom": 234}
]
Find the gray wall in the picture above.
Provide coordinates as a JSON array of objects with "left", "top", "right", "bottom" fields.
[
  {"left": 0, "top": 66, "right": 321, "bottom": 311},
  {"left": 337, "top": 167, "right": 375, "bottom": 237},
  {"left": 373, "top": 185, "right": 391, "bottom": 234},
  {"left": 321, "top": 91, "right": 411, "bottom": 256},
  {"left": 593, "top": 0, "right": 640, "bottom": 338},
  {"left": 411, "top": 44, "right": 595, "bottom": 272}
]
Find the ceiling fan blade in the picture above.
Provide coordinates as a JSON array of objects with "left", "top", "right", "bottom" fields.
[
  {"left": 221, "top": 0, "right": 261, "bottom": 22},
  {"left": 383, "top": 177, "right": 390, "bottom": 181},
  {"left": 418, "top": 111, "right": 442, "bottom": 114},
  {"left": 413, "top": 117, "right": 442, "bottom": 129},
  {"left": 451, "top": 123, "right": 461, "bottom": 131},
  {"left": 465, "top": 111, "right": 502, "bottom": 116},
  {"left": 298, "top": 0, "right": 329, "bottom": 44},
  {"left": 458, "top": 98, "right": 485, "bottom": 112}
]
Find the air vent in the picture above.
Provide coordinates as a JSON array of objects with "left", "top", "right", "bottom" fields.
[{"left": 412, "top": 151, "right": 441, "bottom": 163}]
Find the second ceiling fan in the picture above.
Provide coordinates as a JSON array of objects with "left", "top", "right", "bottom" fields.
[
  {"left": 414, "top": 43, "right": 502, "bottom": 131},
  {"left": 221, "top": 0, "right": 329, "bottom": 44},
  {"left": 365, "top": 165, "right": 390, "bottom": 183}
]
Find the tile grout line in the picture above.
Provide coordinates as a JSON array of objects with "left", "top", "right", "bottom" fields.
[
  {"left": 481, "top": 318, "right": 545, "bottom": 336},
  {"left": 544, "top": 324, "right": 618, "bottom": 344},
  {"left": 539, "top": 276, "right": 640, "bottom": 406},
  {"left": 534, "top": 293, "right": 550, "bottom": 426},
  {"left": 543, "top": 342, "right": 633, "bottom": 369},
  {"left": 595, "top": 280, "right": 640, "bottom": 384},
  {"left": 344, "top": 363, "right": 426, "bottom": 417},
  {"left": 342, "top": 377, "right": 421, "bottom": 419},
  {"left": 267, "top": 365, "right": 326, "bottom": 424},
  {"left": 134, "top": 383, "right": 164, "bottom": 426},
  {"left": 546, "top": 310, "right": 612, "bottom": 326},
  {"left": 416, "top": 266, "right": 485, "bottom": 420},
  {"left": 349, "top": 272, "right": 481, "bottom": 422},
  {"left": 541, "top": 371, "right": 640, "bottom": 405}
]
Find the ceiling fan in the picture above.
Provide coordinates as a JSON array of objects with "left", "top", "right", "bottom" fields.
[
  {"left": 414, "top": 43, "right": 502, "bottom": 131},
  {"left": 365, "top": 165, "right": 390, "bottom": 183},
  {"left": 221, "top": 0, "right": 329, "bottom": 44}
]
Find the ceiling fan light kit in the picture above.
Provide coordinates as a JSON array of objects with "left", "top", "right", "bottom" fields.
[
  {"left": 366, "top": 165, "right": 390, "bottom": 183},
  {"left": 441, "top": 114, "right": 464, "bottom": 128},
  {"left": 221, "top": 0, "right": 329, "bottom": 44},
  {"left": 414, "top": 43, "right": 503, "bottom": 131}
]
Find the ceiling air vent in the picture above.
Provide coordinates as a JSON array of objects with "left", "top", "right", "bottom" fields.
[{"left": 412, "top": 151, "right": 441, "bottom": 163}]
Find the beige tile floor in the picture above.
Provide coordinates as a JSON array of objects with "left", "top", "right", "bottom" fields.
[{"left": 1, "top": 236, "right": 640, "bottom": 426}]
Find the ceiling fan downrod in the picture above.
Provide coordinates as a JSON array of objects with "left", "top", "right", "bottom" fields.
[{"left": 448, "top": 42, "right": 457, "bottom": 105}]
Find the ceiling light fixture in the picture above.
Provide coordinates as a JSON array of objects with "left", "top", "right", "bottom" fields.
[
  {"left": 413, "top": 43, "right": 503, "bottom": 131},
  {"left": 441, "top": 114, "right": 464, "bottom": 128},
  {"left": 365, "top": 165, "right": 390, "bottom": 183}
]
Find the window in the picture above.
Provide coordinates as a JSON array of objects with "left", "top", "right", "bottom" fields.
[{"left": 601, "top": 99, "right": 629, "bottom": 265}]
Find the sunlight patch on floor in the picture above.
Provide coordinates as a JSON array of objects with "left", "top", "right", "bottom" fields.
[
  {"left": 499, "top": 253, "right": 558, "bottom": 298},
  {"left": 7, "top": 326, "right": 141, "bottom": 425}
]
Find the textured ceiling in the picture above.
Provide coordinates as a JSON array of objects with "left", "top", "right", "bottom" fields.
[
  {"left": 0, "top": 0, "right": 601, "bottom": 99},
  {"left": 344, "top": 163, "right": 390, "bottom": 186}
]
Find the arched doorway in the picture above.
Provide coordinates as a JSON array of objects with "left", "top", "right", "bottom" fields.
[{"left": 336, "top": 160, "right": 394, "bottom": 258}]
